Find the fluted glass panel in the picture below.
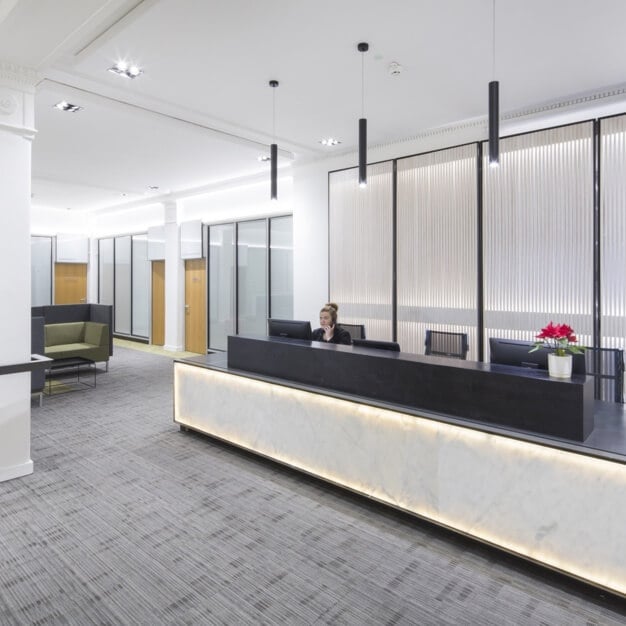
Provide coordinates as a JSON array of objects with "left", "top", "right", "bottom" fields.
[
  {"left": 600, "top": 115, "right": 626, "bottom": 358},
  {"left": 396, "top": 145, "right": 478, "bottom": 358},
  {"left": 329, "top": 162, "right": 393, "bottom": 340},
  {"left": 483, "top": 123, "right": 594, "bottom": 357}
]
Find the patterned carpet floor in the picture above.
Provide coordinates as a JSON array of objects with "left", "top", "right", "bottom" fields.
[{"left": 0, "top": 345, "right": 624, "bottom": 624}]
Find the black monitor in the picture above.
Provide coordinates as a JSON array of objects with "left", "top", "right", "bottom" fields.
[
  {"left": 352, "top": 338, "right": 400, "bottom": 352},
  {"left": 268, "top": 318, "right": 312, "bottom": 341},
  {"left": 489, "top": 338, "right": 585, "bottom": 375}
]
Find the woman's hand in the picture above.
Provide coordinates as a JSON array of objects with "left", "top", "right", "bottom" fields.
[{"left": 323, "top": 325, "right": 334, "bottom": 340}]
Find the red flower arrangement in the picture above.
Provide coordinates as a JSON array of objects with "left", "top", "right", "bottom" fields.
[{"left": 530, "top": 322, "right": 584, "bottom": 357}]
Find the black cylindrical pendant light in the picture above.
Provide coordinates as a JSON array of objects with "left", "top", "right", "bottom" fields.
[
  {"left": 357, "top": 42, "right": 369, "bottom": 187},
  {"left": 488, "top": 0, "right": 499, "bottom": 167},
  {"left": 488, "top": 80, "right": 499, "bottom": 167},
  {"left": 359, "top": 118, "right": 367, "bottom": 186},
  {"left": 269, "top": 79, "right": 279, "bottom": 200},
  {"left": 270, "top": 142, "right": 277, "bottom": 200}
]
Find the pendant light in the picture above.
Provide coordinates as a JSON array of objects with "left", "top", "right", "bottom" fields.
[
  {"left": 357, "top": 42, "right": 369, "bottom": 187},
  {"left": 269, "top": 79, "right": 279, "bottom": 200},
  {"left": 488, "top": 0, "right": 499, "bottom": 167}
]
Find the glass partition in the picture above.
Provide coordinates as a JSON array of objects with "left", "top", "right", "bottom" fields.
[
  {"left": 269, "top": 215, "right": 293, "bottom": 320},
  {"left": 132, "top": 234, "right": 150, "bottom": 337},
  {"left": 237, "top": 219, "right": 267, "bottom": 336},
  {"left": 98, "top": 238, "right": 114, "bottom": 305},
  {"left": 114, "top": 236, "right": 131, "bottom": 334},
  {"left": 31, "top": 236, "right": 53, "bottom": 306},
  {"left": 209, "top": 223, "right": 235, "bottom": 351}
]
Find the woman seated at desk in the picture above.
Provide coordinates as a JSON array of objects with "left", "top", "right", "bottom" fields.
[{"left": 312, "top": 302, "right": 352, "bottom": 345}]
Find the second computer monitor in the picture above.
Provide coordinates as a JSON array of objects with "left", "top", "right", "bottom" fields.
[
  {"left": 352, "top": 338, "right": 400, "bottom": 352},
  {"left": 489, "top": 338, "right": 585, "bottom": 375}
]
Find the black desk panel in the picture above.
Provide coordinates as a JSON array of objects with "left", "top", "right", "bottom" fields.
[{"left": 227, "top": 335, "right": 594, "bottom": 441}]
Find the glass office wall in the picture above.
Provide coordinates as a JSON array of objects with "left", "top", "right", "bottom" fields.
[
  {"left": 114, "top": 236, "right": 132, "bottom": 334},
  {"left": 31, "top": 236, "right": 53, "bottom": 306},
  {"left": 98, "top": 238, "right": 114, "bottom": 305},
  {"left": 237, "top": 219, "right": 268, "bottom": 336},
  {"left": 208, "top": 223, "right": 235, "bottom": 351},
  {"left": 101, "top": 234, "right": 150, "bottom": 338},
  {"left": 269, "top": 215, "right": 293, "bottom": 320},
  {"left": 397, "top": 145, "right": 478, "bottom": 358},
  {"left": 329, "top": 162, "right": 394, "bottom": 341},
  {"left": 132, "top": 234, "right": 150, "bottom": 338}
]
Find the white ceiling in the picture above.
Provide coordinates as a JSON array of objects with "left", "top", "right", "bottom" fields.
[{"left": 3, "top": 0, "right": 626, "bottom": 212}]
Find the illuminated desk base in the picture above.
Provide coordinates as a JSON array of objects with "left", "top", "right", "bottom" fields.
[{"left": 174, "top": 361, "right": 626, "bottom": 597}]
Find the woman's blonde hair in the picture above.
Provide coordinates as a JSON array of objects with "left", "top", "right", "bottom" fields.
[{"left": 320, "top": 302, "right": 339, "bottom": 325}]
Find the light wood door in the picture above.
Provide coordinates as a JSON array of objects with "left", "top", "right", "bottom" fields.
[
  {"left": 151, "top": 260, "right": 165, "bottom": 345},
  {"left": 54, "top": 263, "right": 87, "bottom": 304},
  {"left": 185, "top": 258, "right": 207, "bottom": 353}
]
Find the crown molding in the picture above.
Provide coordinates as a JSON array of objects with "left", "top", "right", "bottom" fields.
[{"left": 0, "top": 61, "right": 38, "bottom": 91}]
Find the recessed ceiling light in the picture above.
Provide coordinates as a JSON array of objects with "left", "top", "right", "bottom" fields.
[
  {"left": 53, "top": 101, "right": 83, "bottom": 113},
  {"left": 320, "top": 137, "right": 341, "bottom": 146},
  {"left": 108, "top": 61, "right": 143, "bottom": 79},
  {"left": 258, "top": 155, "right": 271, "bottom": 162}
]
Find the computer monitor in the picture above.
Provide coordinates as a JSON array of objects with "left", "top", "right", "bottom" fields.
[
  {"left": 352, "top": 338, "right": 400, "bottom": 352},
  {"left": 489, "top": 338, "right": 585, "bottom": 375},
  {"left": 268, "top": 318, "right": 312, "bottom": 340}
]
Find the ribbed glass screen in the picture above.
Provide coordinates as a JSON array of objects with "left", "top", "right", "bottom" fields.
[
  {"left": 483, "top": 122, "right": 594, "bottom": 354},
  {"left": 329, "top": 162, "right": 393, "bottom": 341},
  {"left": 600, "top": 115, "right": 626, "bottom": 352},
  {"left": 397, "top": 145, "right": 478, "bottom": 357}
]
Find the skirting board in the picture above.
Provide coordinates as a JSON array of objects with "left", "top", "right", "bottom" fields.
[{"left": 0, "top": 459, "right": 33, "bottom": 483}]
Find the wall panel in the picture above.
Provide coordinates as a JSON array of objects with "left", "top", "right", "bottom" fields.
[
  {"left": 483, "top": 123, "right": 594, "bottom": 354},
  {"left": 329, "top": 162, "right": 393, "bottom": 341},
  {"left": 396, "top": 145, "right": 478, "bottom": 357},
  {"left": 600, "top": 115, "right": 626, "bottom": 352}
]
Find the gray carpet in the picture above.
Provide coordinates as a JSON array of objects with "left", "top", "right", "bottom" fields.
[{"left": 1, "top": 346, "right": 624, "bottom": 625}]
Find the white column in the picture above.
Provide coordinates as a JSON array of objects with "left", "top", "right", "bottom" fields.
[
  {"left": 163, "top": 200, "right": 184, "bottom": 351},
  {"left": 0, "top": 61, "right": 37, "bottom": 482}
]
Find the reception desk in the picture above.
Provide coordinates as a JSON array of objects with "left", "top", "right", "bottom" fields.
[{"left": 173, "top": 336, "right": 626, "bottom": 598}]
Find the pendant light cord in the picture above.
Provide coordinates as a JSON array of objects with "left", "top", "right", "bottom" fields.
[
  {"left": 361, "top": 51, "right": 365, "bottom": 118},
  {"left": 272, "top": 88, "right": 276, "bottom": 139},
  {"left": 492, "top": 0, "right": 496, "bottom": 80}
]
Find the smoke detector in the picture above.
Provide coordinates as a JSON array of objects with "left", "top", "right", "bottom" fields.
[{"left": 388, "top": 62, "right": 403, "bottom": 76}]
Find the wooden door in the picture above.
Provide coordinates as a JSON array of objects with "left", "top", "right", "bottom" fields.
[
  {"left": 54, "top": 263, "right": 87, "bottom": 304},
  {"left": 151, "top": 260, "right": 165, "bottom": 345},
  {"left": 185, "top": 258, "right": 207, "bottom": 353}
]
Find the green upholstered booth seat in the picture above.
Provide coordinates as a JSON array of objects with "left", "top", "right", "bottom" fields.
[{"left": 45, "top": 322, "right": 109, "bottom": 364}]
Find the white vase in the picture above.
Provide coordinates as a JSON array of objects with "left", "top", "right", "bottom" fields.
[{"left": 548, "top": 353, "right": 573, "bottom": 379}]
